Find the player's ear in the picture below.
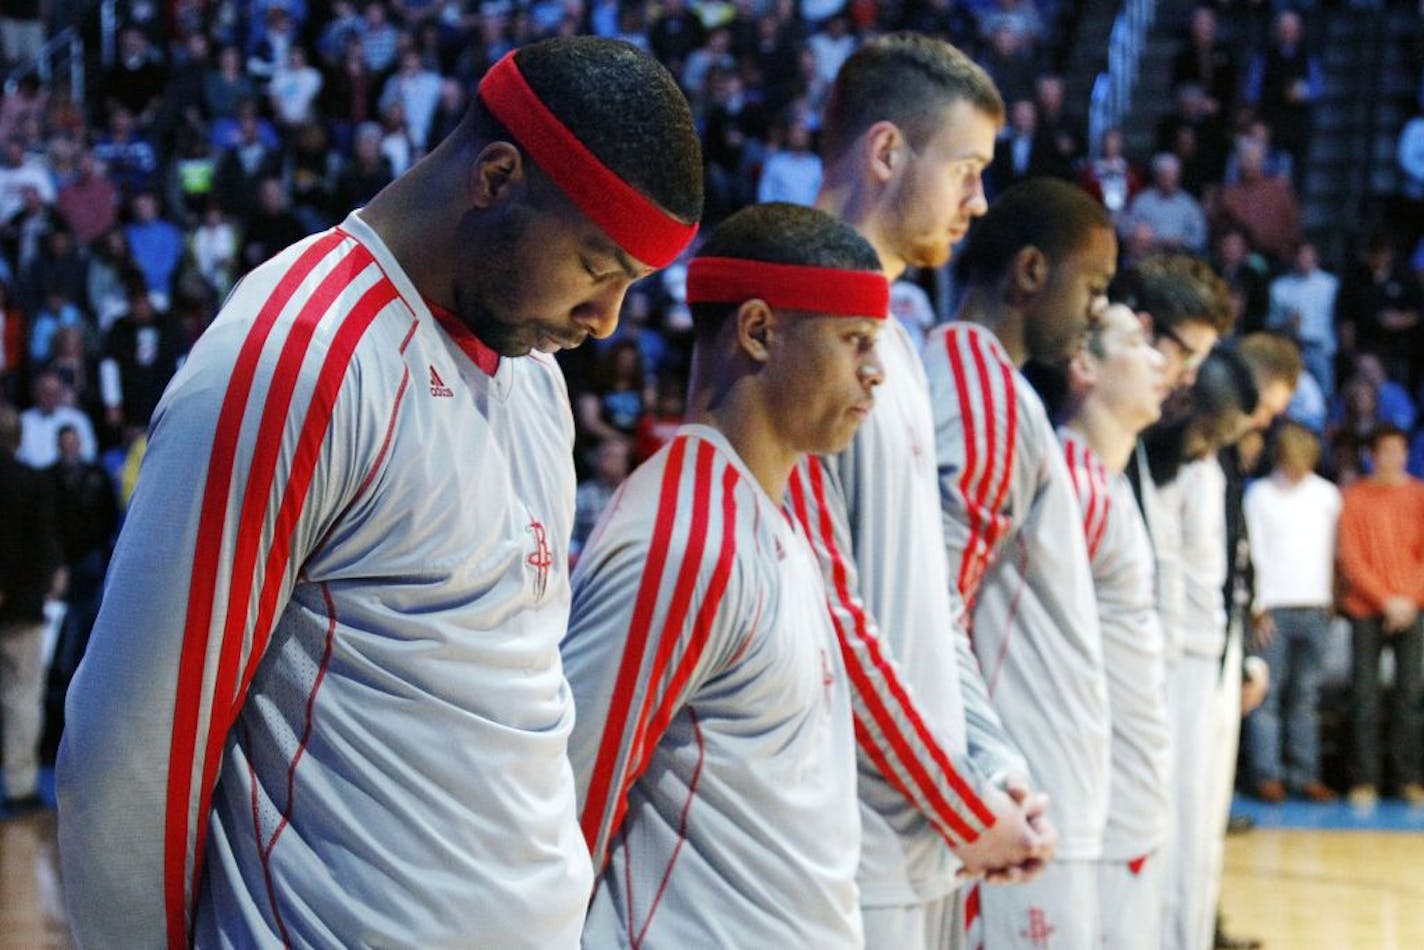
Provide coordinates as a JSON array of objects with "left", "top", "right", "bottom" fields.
[
  {"left": 1012, "top": 245, "right": 1048, "bottom": 296},
  {"left": 469, "top": 141, "right": 525, "bottom": 209},
  {"left": 864, "top": 121, "right": 906, "bottom": 185},
  {"left": 1067, "top": 345, "right": 1096, "bottom": 391},
  {"left": 735, "top": 299, "right": 774, "bottom": 364}
]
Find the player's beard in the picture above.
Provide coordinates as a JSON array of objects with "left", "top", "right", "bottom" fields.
[{"left": 452, "top": 204, "right": 570, "bottom": 357}]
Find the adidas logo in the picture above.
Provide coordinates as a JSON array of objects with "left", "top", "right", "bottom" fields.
[{"left": 429, "top": 365, "right": 454, "bottom": 398}]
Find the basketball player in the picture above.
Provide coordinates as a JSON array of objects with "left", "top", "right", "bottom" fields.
[
  {"left": 563, "top": 202, "right": 890, "bottom": 946},
  {"left": 1057, "top": 303, "right": 1172, "bottom": 947},
  {"left": 57, "top": 38, "right": 703, "bottom": 948},
  {"left": 786, "top": 34, "right": 1056, "bottom": 949},
  {"left": 924, "top": 177, "right": 1118, "bottom": 948}
]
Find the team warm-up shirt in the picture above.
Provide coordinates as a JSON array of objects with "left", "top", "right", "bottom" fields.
[
  {"left": 1061, "top": 430, "right": 1171, "bottom": 860},
  {"left": 924, "top": 321, "right": 1109, "bottom": 861},
  {"left": 564, "top": 425, "right": 862, "bottom": 948},
  {"left": 1173, "top": 456, "right": 1229, "bottom": 658},
  {"left": 786, "top": 319, "right": 1022, "bottom": 906},
  {"left": 58, "top": 212, "right": 591, "bottom": 948}
]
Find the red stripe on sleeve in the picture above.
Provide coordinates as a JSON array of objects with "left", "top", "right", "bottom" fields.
[
  {"left": 944, "top": 329, "right": 984, "bottom": 601},
  {"left": 605, "top": 440, "right": 717, "bottom": 846},
  {"left": 639, "top": 462, "right": 741, "bottom": 772},
  {"left": 799, "top": 457, "right": 994, "bottom": 838},
  {"left": 580, "top": 437, "right": 690, "bottom": 855},
  {"left": 162, "top": 231, "right": 345, "bottom": 949},
  {"left": 186, "top": 245, "right": 379, "bottom": 916}
]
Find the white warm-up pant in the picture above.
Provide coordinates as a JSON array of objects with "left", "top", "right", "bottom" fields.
[
  {"left": 1162, "top": 634, "right": 1242, "bottom": 950},
  {"left": 1098, "top": 851, "right": 1162, "bottom": 949},
  {"left": 863, "top": 887, "right": 965, "bottom": 950},
  {"left": 980, "top": 859, "right": 1099, "bottom": 948}
]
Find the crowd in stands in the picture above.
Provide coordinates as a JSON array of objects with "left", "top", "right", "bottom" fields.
[{"left": 0, "top": 0, "right": 1423, "bottom": 802}]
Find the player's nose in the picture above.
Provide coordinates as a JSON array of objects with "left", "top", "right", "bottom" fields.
[{"left": 574, "top": 283, "right": 627, "bottom": 340}]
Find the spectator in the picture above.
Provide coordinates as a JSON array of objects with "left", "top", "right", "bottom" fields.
[
  {"left": 1267, "top": 241, "right": 1338, "bottom": 396},
  {"left": 1213, "top": 227, "right": 1270, "bottom": 334},
  {"left": 17, "top": 369, "right": 97, "bottom": 468},
  {"left": 807, "top": 15, "right": 855, "bottom": 86},
  {"left": 977, "top": 0, "right": 1045, "bottom": 50},
  {"left": 1222, "top": 119, "right": 1294, "bottom": 186},
  {"left": 98, "top": 282, "right": 183, "bottom": 432},
  {"left": 684, "top": 26, "right": 735, "bottom": 93},
  {"left": 380, "top": 49, "right": 443, "bottom": 150},
  {"left": 240, "top": 177, "right": 309, "bottom": 272},
  {"left": 1080, "top": 126, "right": 1142, "bottom": 222},
  {"left": 990, "top": 98, "right": 1070, "bottom": 194},
  {"left": 1336, "top": 235, "right": 1422, "bottom": 387},
  {"left": 43, "top": 422, "right": 119, "bottom": 759},
  {"left": 1122, "top": 152, "right": 1208, "bottom": 254},
  {"left": 379, "top": 100, "right": 417, "bottom": 176},
  {"left": 285, "top": 122, "right": 340, "bottom": 229},
  {"left": 649, "top": 0, "right": 705, "bottom": 71},
  {"left": 322, "top": 38, "right": 382, "bottom": 138},
  {"left": 27, "top": 284, "right": 89, "bottom": 366},
  {"left": 1398, "top": 98, "right": 1424, "bottom": 248},
  {"left": 1215, "top": 139, "right": 1302, "bottom": 265},
  {"left": 0, "top": 403, "right": 64, "bottom": 817},
  {"left": 203, "top": 45, "right": 257, "bottom": 121},
  {"left": 0, "top": 136, "right": 55, "bottom": 225},
  {"left": 632, "top": 375, "right": 686, "bottom": 465},
  {"left": 979, "top": 23, "right": 1037, "bottom": 105},
  {"left": 21, "top": 227, "right": 89, "bottom": 318},
  {"left": 1244, "top": 9, "right": 1322, "bottom": 176},
  {"left": 190, "top": 202, "right": 238, "bottom": 298},
  {"left": 122, "top": 192, "right": 184, "bottom": 304},
  {"left": 1243, "top": 422, "right": 1340, "bottom": 803},
  {"left": 1333, "top": 352, "right": 1417, "bottom": 433},
  {"left": 1154, "top": 82, "right": 1228, "bottom": 189},
  {"left": 571, "top": 437, "right": 630, "bottom": 559},
  {"left": 56, "top": 151, "right": 119, "bottom": 248},
  {"left": 1034, "top": 74, "right": 1082, "bottom": 175},
  {"left": 46, "top": 325, "right": 100, "bottom": 419},
  {"left": 165, "top": 124, "right": 219, "bottom": 226},
  {"left": 1172, "top": 5, "right": 1236, "bottom": 119},
  {"left": 90, "top": 107, "right": 159, "bottom": 198},
  {"left": 3, "top": 185, "right": 58, "bottom": 281},
  {"left": 0, "top": 280, "right": 23, "bottom": 402},
  {"left": 165, "top": 32, "right": 212, "bottom": 130},
  {"left": 212, "top": 106, "right": 285, "bottom": 222},
  {"left": 268, "top": 45, "right": 325, "bottom": 128},
  {"left": 1336, "top": 425, "right": 1424, "bottom": 808},
  {"left": 247, "top": 6, "right": 299, "bottom": 86},
  {"left": 333, "top": 121, "right": 395, "bottom": 214},
  {"left": 85, "top": 228, "right": 139, "bottom": 333},
  {"left": 756, "top": 119, "right": 822, "bottom": 206},
  {"left": 0, "top": 0, "right": 45, "bottom": 69},
  {"left": 102, "top": 27, "right": 170, "bottom": 125},
  {"left": 358, "top": 1, "right": 402, "bottom": 74},
  {"left": 427, "top": 78, "right": 468, "bottom": 149},
  {"left": 576, "top": 338, "right": 651, "bottom": 448}
]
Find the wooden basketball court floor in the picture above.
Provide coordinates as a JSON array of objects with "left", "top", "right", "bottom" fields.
[{"left": 3, "top": 791, "right": 1421, "bottom": 948}]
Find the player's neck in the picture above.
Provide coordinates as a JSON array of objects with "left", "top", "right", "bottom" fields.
[
  {"left": 816, "top": 180, "right": 908, "bottom": 283},
  {"left": 690, "top": 381, "right": 797, "bottom": 501},
  {"left": 1065, "top": 401, "right": 1136, "bottom": 473},
  {"left": 359, "top": 139, "right": 466, "bottom": 308},
  {"left": 956, "top": 288, "right": 1028, "bottom": 366}
]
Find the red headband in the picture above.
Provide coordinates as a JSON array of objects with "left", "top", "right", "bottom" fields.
[
  {"left": 477, "top": 52, "right": 697, "bottom": 269},
  {"left": 685, "top": 257, "right": 890, "bottom": 319}
]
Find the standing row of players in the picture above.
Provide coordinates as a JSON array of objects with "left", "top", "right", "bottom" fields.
[{"left": 54, "top": 30, "right": 1295, "bottom": 949}]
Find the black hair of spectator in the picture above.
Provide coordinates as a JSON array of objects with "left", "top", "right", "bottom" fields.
[
  {"left": 954, "top": 178, "right": 1112, "bottom": 289},
  {"left": 1143, "top": 344, "right": 1259, "bottom": 485},
  {"left": 0, "top": 404, "right": 19, "bottom": 453},
  {"left": 1111, "top": 252, "right": 1235, "bottom": 337},
  {"left": 464, "top": 38, "right": 703, "bottom": 225},
  {"left": 688, "top": 201, "right": 882, "bottom": 340},
  {"left": 820, "top": 33, "right": 1005, "bottom": 165},
  {"left": 1367, "top": 423, "right": 1409, "bottom": 450}
]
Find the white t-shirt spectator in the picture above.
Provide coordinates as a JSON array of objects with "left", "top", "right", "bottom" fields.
[{"left": 1244, "top": 471, "right": 1340, "bottom": 610}]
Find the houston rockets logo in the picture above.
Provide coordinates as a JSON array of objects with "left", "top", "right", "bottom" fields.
[
  {"left": 1020, "top": 907, "right": 1056, "bottom": 948},
  {"left": 526, "top": 520, "right": 553, "bottom": 599}
]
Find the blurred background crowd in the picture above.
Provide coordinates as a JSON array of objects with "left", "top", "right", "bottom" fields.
[{"left": 0, "top": 0, "right": 1422, "bottom": 800}]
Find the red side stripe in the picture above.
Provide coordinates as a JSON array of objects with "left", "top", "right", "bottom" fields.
[
  {"left": 606, "top": 441, "right": 716, "bottom": 843},
  {"left": 162, "top": 230, "right": 344, "bottom": 950},
  {"left": 966, "top": 332, "right": 1002, "bottom": 566},
  {"left": 639, "top": 462, "right": 740, "bottom": 770},
  {"left": 632, "top": 707, "right": 707, "bottom": 950},
  {"left": 232, "top": 276, "right": 398, "bottom": 713},
  {"left": 580, "top": 437, "right": 689, "bottom": 855},
  {"left": 800, "top": 457, "right": 993, "bottom": 836},
  {"left": 1128, "top": 853, "right": 1149, "bottom": 876},
  {"left": 965, "top": 881, "right": 981, "bottom": 923},
  {"left": 187, "top": 245, "right": 378, "bottom": 916},
  {"left": 983, "top": 353, "right": 1019, "bottom": 563},
  {"left": 944, "top": 329, "right": 983, "bottom": 601}
]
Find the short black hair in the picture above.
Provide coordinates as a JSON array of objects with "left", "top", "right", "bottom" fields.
[
  {"left": 821, "top": 33, "right": 1004, "bottom": 164},
  {"left": 954, "top": 178, "right": 1112, "bottom": 288},
  {"left": 689, "top": 202, "right": 882, "bottom": 338},
  {"left": 468, "top": 37, "right": 703, "bottom": 225},
  {"left": 1111, "top": 252, "right": 1234, "bottom": 336},
  {"left": 1368, "top": 423, "right": 1409, "bottom": 450}
]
